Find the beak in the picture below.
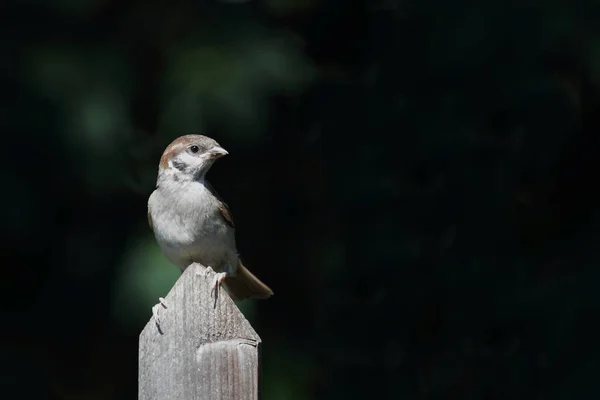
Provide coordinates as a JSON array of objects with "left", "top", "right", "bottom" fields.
[{"left": 208, "top": 146, "right": 228, "bottom": 159}]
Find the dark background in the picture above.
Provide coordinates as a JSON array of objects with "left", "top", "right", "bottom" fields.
[{"left": 4, "top": 0, "right": 600, "bottom": 398}]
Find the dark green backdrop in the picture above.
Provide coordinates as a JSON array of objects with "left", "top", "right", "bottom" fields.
[{"left": 4, "top": 0, "right": 600, "bottom": 398}]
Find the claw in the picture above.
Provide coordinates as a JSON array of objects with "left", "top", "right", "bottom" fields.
[
  {"left": 211, "top": 272, "right": 228, "bottom": 299},
  {"left": 152, "top": 297, "right": 168, "bottom": 333}
]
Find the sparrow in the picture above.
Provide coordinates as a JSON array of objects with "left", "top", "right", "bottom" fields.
[{"left": 147, "top": 134, "right": 273, "bottom": 303}]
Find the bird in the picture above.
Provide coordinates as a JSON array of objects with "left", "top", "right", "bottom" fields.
[{"left": 147, "top": 134, "right": 273, "bottom": 310}]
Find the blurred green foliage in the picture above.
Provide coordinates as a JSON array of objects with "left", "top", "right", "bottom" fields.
[{"left": 5, "top": 0, "right": 600, "bottom": 399}]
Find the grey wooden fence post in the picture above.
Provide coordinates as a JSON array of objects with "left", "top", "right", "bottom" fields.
[{"left": 139, "top": 263, "right": 262, "bottom": 400}]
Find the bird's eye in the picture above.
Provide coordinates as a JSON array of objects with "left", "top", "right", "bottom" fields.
[{"left": 189, "top": 145, "right": 200, "bottom": 154}]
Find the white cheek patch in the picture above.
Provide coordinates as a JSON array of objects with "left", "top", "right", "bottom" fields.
[
  {"left": 182, "top": 152, "right": 208, "bottom": 166},
  {"left": 168, "top": 153, "right": 208, "bottom": 175}
]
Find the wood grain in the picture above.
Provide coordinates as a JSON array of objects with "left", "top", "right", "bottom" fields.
[{"left": 139, "top": 263, "right": 261, "bottom": 400}]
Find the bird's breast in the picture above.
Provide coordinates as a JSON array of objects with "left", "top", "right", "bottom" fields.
[{"left": 149, "top": 186, "right": 236, "bottom": 270}]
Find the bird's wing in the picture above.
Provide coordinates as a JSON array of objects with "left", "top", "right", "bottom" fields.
[{"left": 204, "top": 180, "right": 235, "bottom": 230}]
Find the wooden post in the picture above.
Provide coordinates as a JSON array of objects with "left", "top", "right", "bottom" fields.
[{"left": 139, "top": 263, "right": 262, "bottom": 400}]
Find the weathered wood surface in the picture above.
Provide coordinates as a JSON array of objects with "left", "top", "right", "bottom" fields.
[{"left": 139, "top": 263, "right": 261, "bottom": 400}]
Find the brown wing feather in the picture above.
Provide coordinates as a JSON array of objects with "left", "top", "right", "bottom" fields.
[
  {"left": 204, "top": 180, "right": 235, "bottom": 229},
  {"left": 218, "top": 202, "right": 235, "bottom": 229}
]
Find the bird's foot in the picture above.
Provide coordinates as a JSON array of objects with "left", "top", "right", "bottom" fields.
[
  {"left": 152, "top": 297, "right": 167, "bottom": 333},
  {"left": 211, "top": 272, "right": 228, "bottom": 299}
]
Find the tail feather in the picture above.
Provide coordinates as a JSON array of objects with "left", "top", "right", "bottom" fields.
[{"left": 224, "top": 262, "right": 273, "bottom": 300}]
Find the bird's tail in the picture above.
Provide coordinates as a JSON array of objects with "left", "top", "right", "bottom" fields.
[{"left": 225, "top": 261, "right": 273, "bottom": 300}]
